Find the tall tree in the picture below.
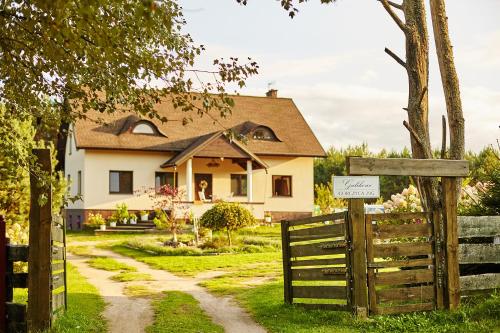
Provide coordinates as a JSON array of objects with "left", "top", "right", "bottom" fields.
[
  {"left": 0, "top": 0, "right": 258, "bottom": 164},
  {"left": 429, "top": 0, "right": 464, "bottom": 160}
]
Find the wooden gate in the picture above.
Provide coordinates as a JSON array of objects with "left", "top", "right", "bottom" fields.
[
  {"left": 365, "top": 212, "right": 442, "bottom": 315},
  {"left": 281, "top": 212, "right": 351, "bottom": 310}
]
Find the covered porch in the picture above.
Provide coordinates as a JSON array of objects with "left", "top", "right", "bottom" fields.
[{"left": 159, "top": 131, "right": 268, "bottom": 216}]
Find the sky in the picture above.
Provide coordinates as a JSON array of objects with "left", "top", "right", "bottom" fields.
[{"left": 178, "top": 0, "right": 500, "bottom": 152}]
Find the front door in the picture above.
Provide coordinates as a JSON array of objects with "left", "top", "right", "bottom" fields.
[{"left": 195, "top": 174, "right": 213, "bottom": 201}]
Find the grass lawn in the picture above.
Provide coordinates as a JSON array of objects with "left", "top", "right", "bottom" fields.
[
  {"left": 147, "top": 291, "right": 224, "bottom": 333},
  {"left": 109, "top": 244, "right": 281, "bottom": 276},
  {"left": 51, "top": 263, "right": 107, "bottom": 333},
  {"left": 86, "top": 256, "right": 137, "bottom": 272},
  {"left": 110, "top": 271, "right": 154, "bottom": 282}
]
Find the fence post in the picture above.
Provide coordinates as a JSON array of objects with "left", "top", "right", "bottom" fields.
[
  {"left": 348, "top": 198, "right": 368, "bottom": 317},
  {"left": 0, "top": 216, "right": 6, "bottom": 333},
  {"left": 281, "top": 220, "right": 293, "bottom": 304},
  {"left": 442, "top": 177, "right": 460, "bottom": 309},
  {"left": 27, "top": 149, "right": 52, "bottom": 331}
]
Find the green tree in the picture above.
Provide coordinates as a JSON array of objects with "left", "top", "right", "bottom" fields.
[
  {"left": 200, "top": 202, "right": 256, "bottom": 246},
  {"left": 1, "top": 0, "right": 258, "bottom": 164}
]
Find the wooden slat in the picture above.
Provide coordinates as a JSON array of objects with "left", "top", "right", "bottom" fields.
[
  {"left": 295, "top": 303, "right": 348, "bottom": 311},
  {"left": 291, "top": 257, "right": 346, "bottom": 267},
  {"left": 366, "top": 215, "right": 377, "bottom": 314},
  {"left": 291, "top": 267, "right": 347, "bottom": 281},
  {"left": 52, "top": 292, "right": 65, "bottom": 312},
  {"left": 459, "top": 273, "right": 500, "bottom": 292},
  {"left": 367, "top": 212, "right": 431, "bottom": 221},
  {"left": 458, "top": 216, "right": 500, "bottom": 238},
  {"left": 458, "top": 244, "right": 500, "bottom": 264},
  {"left": 368, "top": 258, "right": 433, "bottom": 269},
  {"left": 8, "top": 273, "right": 28, "bottom": 288},
  {"left": 52, "top": 272, "right": 65, "bottom": 290},
  {"left": 373, "top": 223, "right": 432, "bottom": 239},
  {"left": 52, "top": 262, "right": 64, "bottom": 272},
  {"left": 6, "top": 303, "right": 26, "bottom": 322},
  {"left": 51, "top": 225, "right": 64, "bottom": 243},
  {"left": 52, "top": 215, "right": 64, "bottom": 227},
  {"left": 288, "top": 212, "right": 345, "bottom": 227},
  {"left": 432, "top": 210, "right": 445, "bottom": 309},
  {"left": 6, "top": 321, "right": 27, "bottom": 333},
  {"left": 293, "top": 286, "right": 347, "bottom": 299},
  {"left": 289, "top": 223, "right": 345, "bottom": 241},
  {"left": 347, "top": 157, "right": 469, "bottom": 177},
  {"left": 377, "top": 285, "right": 434, "bottom": 303},
  {"left": 373, "top": 242, "right": 433, "bottom": 257},
  {"left": 52, "top": 246, "right": 65, "bottom": 261},
  {"left": 7, "top": 245, "right": 29, "bottom": 262},
  {"left": 374, "top": 302, "right": 434, "bottom": 315},
  {"left": 290, "top": 241, "right": 346, "bottom": 257},
  {"left": 375, "top": 268, "right": 434, "bottom": 285}
]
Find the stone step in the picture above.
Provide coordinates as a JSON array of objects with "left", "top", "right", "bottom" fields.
[{"left": 110, "top": 225, "right": 155, "bottom": 230}]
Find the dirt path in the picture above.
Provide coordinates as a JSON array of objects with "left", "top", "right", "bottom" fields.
[{"left": 69, "top": 247, "right": 267, "bottom": 333}]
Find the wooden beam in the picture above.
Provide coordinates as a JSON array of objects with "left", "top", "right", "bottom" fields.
[
  {"left": 280, "top": 220, "right": 293, "bottom": 304},
  {"left": 0, "top": 215, "right": 6, "bottom": 333},
  {"left": 460, "top": 273, "right": 500, "bottom": 293},
  {"left": 349, "top": 199, "right": 368, "bottom": 317},
  {"left": 347, "top": 157, "right": 469, "bottom": 177},
  {"left": 28, "top": 149, "right": 52, "bottom": 332},
  {"left": 458, "top": 244, "right": 500, "bottom": 264},
  {"left": 442, "top": 177, "right": 460, "bottom": 310}
]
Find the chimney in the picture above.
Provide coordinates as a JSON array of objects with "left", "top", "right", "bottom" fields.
[{"left": 266, "top": 89, "right": 278, "bottom": 98}]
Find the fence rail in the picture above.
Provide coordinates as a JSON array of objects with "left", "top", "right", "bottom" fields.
[{"left": 458, "top": 216, "right": 500, "bottom": 296}]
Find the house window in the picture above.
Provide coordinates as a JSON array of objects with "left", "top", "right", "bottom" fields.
[
  {"left": 272, "top": 175, "right": 292, "bottom": 197},
  {"left": 155, "top": 172, "right": 177, "bottom": 192},
  {"left": 77, "top": 171, "right": 82, "bottom": 196},
  {"left": 109, "top": 171, "right": 133, "bottom": 194},
  {"left": 132, "top": 122, "right": 156, "bottom": 134},
  {"left": 252, "top": 126, "right": 277, "bottom": 141},
  {"left": 231, "top": 174, "right": 247, "bottom": 196},
  {"left": 67, "top": 174, "right": 71, "bottom": 193}
]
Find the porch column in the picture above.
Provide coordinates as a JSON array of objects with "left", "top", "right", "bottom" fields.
[
  {"left": 247, "top": 160, "right": 253, "bottom": 202},
  {"left": 186, "top": 158, "right": 193, "bottom": 201}
]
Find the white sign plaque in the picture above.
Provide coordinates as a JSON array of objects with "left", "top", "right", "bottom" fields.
[{"left": 333, "top": 176, "right": 380, "bottom": 199}]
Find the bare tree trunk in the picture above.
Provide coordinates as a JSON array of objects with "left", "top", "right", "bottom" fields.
[
  {"left": 429, "top": 0, "right": 465, "bottom": 160},
  {"left": 381, "top": 0, "right": 440, "bottom": 211}
]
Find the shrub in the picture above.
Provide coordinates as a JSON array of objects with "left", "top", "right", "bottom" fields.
[
  {"left": 114, "top": 203, "right": 129, "bottom": 221},
  {"left": 200, "top": 202, "right": 256, "bottom": 246}
]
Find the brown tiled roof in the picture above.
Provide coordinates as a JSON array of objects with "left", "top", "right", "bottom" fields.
[
  {"left": 161, "top": 131, "right": 268, "bottom": 169},
  {"left": 74, "top": 94, "right": 326, "bottom": 157}
]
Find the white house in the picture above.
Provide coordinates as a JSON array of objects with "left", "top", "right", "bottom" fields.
[{"left": 64, "top": 90, "right": 325, "bottom": 229}]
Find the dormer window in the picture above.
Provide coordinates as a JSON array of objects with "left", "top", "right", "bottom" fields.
[
  {"left": 252, "top": 126, "right": 278, "bottom": 141},
  {"left": 132, "top": 121, "right": 157, "bottom": 135}
]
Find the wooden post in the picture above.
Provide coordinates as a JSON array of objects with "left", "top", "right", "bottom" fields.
[
  {"left": 442, "top": 177, "right": 460, "bottom": 309},
  {"left": 280, "top": 220, "right": 293, "bottom": 304},
  {"left": 27, "top": 149, "right": 52, "bottom": 331},
  {"left": 348, "top": 199, "right": 368, "bottom": 317},
  {"left": 0, "top": 215, "right": 6, "bottom": 333},
  {"left": 432, "top": 211, "right": 445, "bottom": 310}
]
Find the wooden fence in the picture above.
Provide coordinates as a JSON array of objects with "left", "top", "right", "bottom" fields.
[
  {"left": 1, "top": 149, "right": 67, "bottom": 333},
  {"left": 458, "top": 216, "right": 500, "bottom": 296},
  {"left": 281, "top": 212, "right": 350, "bottom": 310}
]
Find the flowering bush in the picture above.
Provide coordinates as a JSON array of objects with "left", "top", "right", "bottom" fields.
[
  {"left": 85, "top": 213, "right": 106, "bottom": 228},
  {"left": 6, "top": 222, "right": 29, "bottom": 245},
  {"left": 383, "top": 185, "right": 422, "bottom": 213}
]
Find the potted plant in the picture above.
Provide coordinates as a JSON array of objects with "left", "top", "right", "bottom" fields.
[
  {"left": 108, "top": 217, "right": 117, "bottom": 228},
  {"left": 99, "top": 219, "right": 106, "bottom": 231},
  {"left": 85, "top": 213, "right": 106, "bottom": 230},
  {"left": 115, "top": 203, "right": 129, "bottom": 224},
  {"left": 129, "top": 213, "right": 137, "bottom": 225},
  {"left": 140, "top": 210, "right": 149, "bottom": 222},
  {"left": 264, "top": 212, "right": 272, "bottom": 224}
]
